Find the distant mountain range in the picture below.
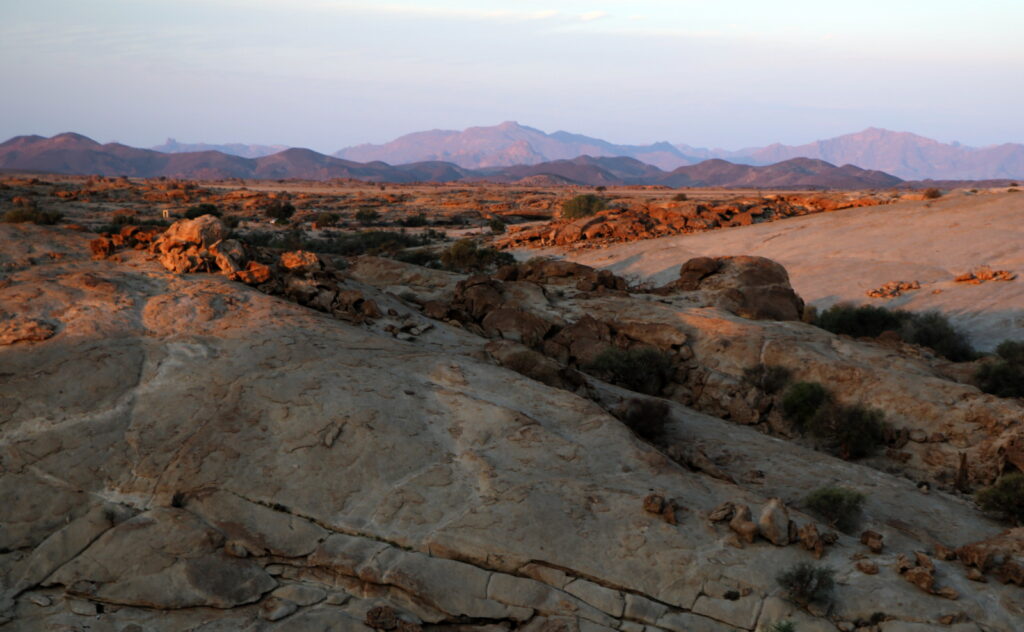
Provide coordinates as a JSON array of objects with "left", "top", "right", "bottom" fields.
[
  {"left": 332, "top": 122, "right": 1024, "bottom": 180},
  {"left": 334, "top": 121, "right": 698, "bottom": 171},
  {"left": 151, "top": 138, "right": 288, "bottom": 159},
  {"left": 0, "top": 133, "right": 904, "bottom": 189}
]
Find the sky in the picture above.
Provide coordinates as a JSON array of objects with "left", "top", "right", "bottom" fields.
[{"left": 2, "top": 0, "right": 1023, "bottom": 152}]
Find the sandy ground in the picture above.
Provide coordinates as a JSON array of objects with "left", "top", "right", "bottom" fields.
[{"left": 554, "top": 191, "right": 1024, "bottom": 351}]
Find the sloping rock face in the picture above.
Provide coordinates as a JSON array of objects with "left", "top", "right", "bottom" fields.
[{"left": 2, "top": 225, "right": 1024, "bottom": 631}]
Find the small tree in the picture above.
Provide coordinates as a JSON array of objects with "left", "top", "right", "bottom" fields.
[
  {"left": 488, "top": 218, "right": 507, "bottom": 234},
  {"left": 561, "top": 194, "right": 606, "bottom": 219},
  {"left": 805, "top": 486, "right": 865, "bottom": 532},
  {"left": 922, "top": 187, "right": 943, "bottom": 199},
  {"left": 315, "top": 211, "right": 340, "bottom": 227}
]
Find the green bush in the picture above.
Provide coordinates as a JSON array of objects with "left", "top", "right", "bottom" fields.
[
  {"left": 672, "top": 192, "right": 688, "bottom": 202},
  {"left": 922, "top": 187, "right": 943, "bottom": 199},
  {"left": 585, "top": 347, "right": 675, "bottom": 396},
  {"left": 776, "top": 562, "right": 835, "bottom": 606},
  {"left": 976, "top": 340, "right": 1024, "bottom": 398},
  {"left": 2, "top": 208, "right": 63, "bottom": 225},
  {"left": 815, "top": 303, "right": 906, "bottom": 339},
  {"left": 976, "top": 473, "right": 1024, "bottom": 524},
  {"left": 805, "top": 486, "right": 865, "bottom": 532},
  {"left": 768, "top": 623, "right": 796, "bottom": 632},
  {"left": 561, "top": 194, "right": 606, "bottom": 219},
  {"left": 488, "top": 217, "right": 507, "bottom": 234},
  {"left": 743, "top": 364, "right": 792, "bottom": 395},
  {"left": 898, "top": 311, "right": 976, "bottom": 362},
  {"left": 184, "top": 203, "right": 220, "bottom": 219},
  {"left": 808, "top": 403, "right": 887, "bottom": 460},
  {"left": 315, "top": 211, "right": 340, "bottom": 227},
  {"left": 615, "top": 398, "right": 671, "bottom": 443},
  {"left": 782, "top": 382, "right": 829, "bottom": 430},
  {"left": 355, "top": 208, "right": 380, "bottom": 225},
  {"left": 439, "top": 239, "right": 514, "bottom": 273},
  {"left": 815, "top": 304, "right": 975, "bottom": 362}
]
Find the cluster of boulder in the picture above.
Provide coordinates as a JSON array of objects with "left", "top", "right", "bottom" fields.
[
  {"left": 499, "top": 194, "right": 891, "bottom": 249},
  {"left": 866, "top": 280, "right": 921, "bottom": 299},
  {"left": 955, "top": 266, "right": 1018, "bottom": 284}
]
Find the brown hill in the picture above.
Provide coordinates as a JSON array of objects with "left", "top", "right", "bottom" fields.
[{"left": 658, "top": 157, "right": 903, "bottom": 188}]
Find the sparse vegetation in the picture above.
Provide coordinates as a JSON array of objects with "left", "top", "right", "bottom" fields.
[
  {"left": 561, "top": 194, "right": 606, "bottom": 219},
  {"left": 585, "top": 347, "right": 675, "bottom": 396},
  {"left": 782, "top": 381, "right": 829, "bottom": 430},
  {"left": 2, "top": 207, "right": 63, "bottom": 225},
  {"left": 488, "top": 217, "right": 507, "bottom": 233},
  {"left": 615, "top": 398, "right": 671, "bottom": 443},
  {"left": 768, "top": 622, "right": 796, "bottom": 632},
  {"left": 355, "top": 208, "right": 381, "bottom": 225},
  {"left": 922, "top": 187, "right": 943, "bottom": 199},
  {"left": 805, "top": 485, "right": 866, "bottom": 532},
  {"left": 975, "top": 340, "right": 1024, "bottom": 398},
  {"left": 398, "top": 213, "right": 428, "bottom": 227},
  {"left": 672, "top": 192, "right": 688, "bottom": 202},
  {"left": 244, "top": 228, "right": 439, "bottom": 257},
  {"left": 782, "top": 382, "right": 886, "bottom": 458},
  {"left": 976, "top": 473, "right": 1024, "bottom": 524},
  {"left": 776, "top": 562, "right": 835, "bottom": 606},
  {"left": 743, "top": 364, "right": 792, "bottom": 395},
  {"left": 439, "top": 239, "right": 515, "bottom": 272},
  {"left": 184, "top": 203, "right": 220, "bottom": 219},
  {"left": 814, "top": 304, "right": 975, "bottom": 361},
  {"left": 809, "top": 403, "right": 887, "bottom": 460},
  {"left": 315, "top": 211, "right": 340, "bottom": 227},
  {"left": 265, "top": 199, "right": 295, "bottom": 222}
]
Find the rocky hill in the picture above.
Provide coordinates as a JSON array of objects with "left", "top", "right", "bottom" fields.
[
  {"left": 1, "top": 211, "right": 1022, "bottom": 630},
  {"left": 151, "top": 138, "right": 289, "bottom": 158},
  {"left": 0, "top": 134, "right": 906, "bottom": 189}
]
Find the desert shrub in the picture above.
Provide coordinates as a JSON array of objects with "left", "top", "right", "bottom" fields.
[
  {"left": 976, "top": 473, "right": 1024, "bottom": 524},
  {"left": 768, "top": 623, "right": 796, "bottom": 632},
  {"left": 673, "top": 192, "right": 688, "bottom": 202},
  {"left": 808, "top": 403, "right": 887, "bottom": 459},
  {"left": 805, "top": 486, "right": 866, "bottom": 532},
  {"left": 315, "top": 211, "right": 340, "bottom": 227},
  {"left": 2, "top": 207, "right": 63, "bottom": 225},
  {"left": 922, "top": 187, "right": 942, "bottom": 199},
  {"left": 777, "top": 562, "right": 835, "bottom": 606},
  {"left": 398, "top": 213, "right": 428, "bottom": 227},
  {"left": 615, "top": 398, "right": 671, "bottom": 443},
  {"left": 814, "top": 304, "right": 906, "bottom": 339},
  {"left": 488, "top": 217, "right": 507, "bottom": 233},
  {"left": 355, "top": 208, "right": 380, "bottom": 225},
  {"left": 898, "top": 311, "right": 976, "bottom": 362},
  {"left": 310, "top": 231, "right": 435, "bottom": 256},
  {"left": 782, "top": 382, "right": 829, "bottom": 430},
  {"left": 976, "top": 339, "right": 1024, "bottom": 398},
  {"left": 439, "top": 239, "right": 514, "bottom": 272},
  {"left": 595, "top": 185, "right": 607, "bottom": 192},
  {"left": 743, "top": 364, "right": 792, "bottom": 395},
  {"left": 585, "top": 347, "right": 675, "bottom": 396},
  {"left": 184, "top": 203, "right": 220, "bottom": 219},
  {"left": 265, "top": 199, "right": 295, "bottom": 222},
  {"left": 393, "top": 248, "right": 440, "bottom": 268},
  {"left": 561, "top": 194, "right": 606, "bottom": 219},
  {"left": 223, "top": 216, "right": 240, "bottom": 229},
  {"left": 815, "top": 304, "right": 975, "bottom": 361}
]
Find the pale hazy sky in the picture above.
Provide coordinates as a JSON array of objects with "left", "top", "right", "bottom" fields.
[{"left": 2, "top": 0, "right": 1022, "bottom": 152}]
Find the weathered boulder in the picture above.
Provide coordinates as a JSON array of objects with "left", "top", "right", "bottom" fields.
[{"left": 658, "top": 256, "right": 805, "bottom": 321}]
